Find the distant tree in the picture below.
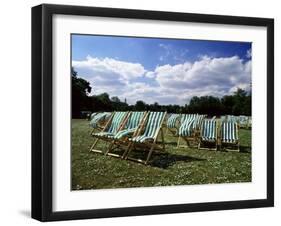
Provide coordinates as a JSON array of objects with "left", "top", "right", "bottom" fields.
[
  {"left": 188, "top": 96, "right": 222, "bottom": 116},
  {"left": 72, "top": 67, "right": 92, "bottom": 118},
  {"left": 111, "top": 96, "right": 121, "bottom": 103},
  {"left": 135, "top": 100, "right": 147, "bottom": 111},
  {"left": 221, "top": 95, "right": 235, "bottom": 115}
]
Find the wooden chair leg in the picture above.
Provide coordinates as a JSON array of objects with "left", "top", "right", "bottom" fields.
[
  {"left": 177, "top": 136, "right": 181, "bottom": 148},
  {"left": 123, "top": 142, "right": 133, "bottom": 159},
  {"left": 90, "top": 137, "right": 99, "bottom": 151},
  {"left": 104, "top": 140, "right": 115, "bottom": 156},
  {"left": 161, "top": 128, "right": 165, "bottom": 151},
  {"left": 165, "top": 127, "right": 169, "bottom": 136},
  {"left": 145, "top": 144, "right": 155, "bottom": 165}
]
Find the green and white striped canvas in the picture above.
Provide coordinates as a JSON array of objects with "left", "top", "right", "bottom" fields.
[
  {"left": 201, "top": 119, "right": 217, "bottom": 141},
  {"left": 192, "top": 114, "right": 206, "bottom": 130},
  {"left": 239, "top": 115, "right": 249, "bottom": 127},
  {"left": 90, "top": 112, "right": 111, "bottom": 128},
  {"left": 90, "top": 112, "right": 98, "bottom": 121},
  {"left": 178, "top": 114, "right": 198, "bottom": 136},
  {"left": 114, "top": 112, "right": 144, "bottom": 139},
  {"left": 167, "top": 114, "right": 180, "bottom": 128},
  {"left": 131, "top": 112, "right": 165, "bottom": 143},
  {"left": 227, "top": 115, "right": 239, "bottom": 123},
  {"left": 221, "top": 121, "right": 239, "bottom": 143},
  {"left": 93, "top": 111, "right": 127, "bottom": 137}
]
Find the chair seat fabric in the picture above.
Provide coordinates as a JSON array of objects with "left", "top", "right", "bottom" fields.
[
  {"left": 93, "top": 131, "right": 114, "bottom": 137},
  {"left": 221, "top": 121, "right": 238, "bottom": 143},
  {"left": 130, "top": 135, "right": 154, "bottom": 143},
  {"left": 114, "top": 128, "right": 137, "bottom": 139},
  {"left": 201, "top": 119, "right": 217, "bottom": 141}
]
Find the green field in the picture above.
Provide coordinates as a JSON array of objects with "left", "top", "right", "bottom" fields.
[{"left": 71, "top": 119, "right": 251, "bottom": 190}]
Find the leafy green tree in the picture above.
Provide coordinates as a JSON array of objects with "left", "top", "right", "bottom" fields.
[
  {"left": 188, "top": 96, "right": 222, "bottom": 116},
  {"left": 72, "top": 67, "right": 92, "bottom": 118},
  {"left": 135, "top": 100, "right": 147, "bottom": 111}
]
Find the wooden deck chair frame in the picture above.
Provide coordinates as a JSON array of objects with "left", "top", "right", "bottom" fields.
[
  {"left": 177, "top": 116, "right": 199, "bottom": 148},
  {"left": 123, "top": 112, "right": 167, "bottom": 165},
  {"left": 89, "top": 112, "right": 111, "bottom": 135},
  {"left": 165, "top": 113, "right": 180, "bottom": 136},
  {"left": 89, "top": 111, "right": 130, "bottom": 154},
  {"left": 198, "top": 119, "right": 218, "bottom": 151},
  {"left": 104, "top": 111, "right": 148, "bottom": 158},
  {"left": 221, "top": 122, "right": 240, "bottom": 152}
]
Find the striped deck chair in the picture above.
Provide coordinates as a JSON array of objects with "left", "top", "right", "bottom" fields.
[
  {"left": 221, "top": 121, "right": 240, "bottom": 151},
  {"left": 89, "top": 112, "right": 111, "bottom": 132},
  {"left": 239, "top": 115, "right": 249, "bottom": 129},
  {"left": 90, "top": 112, "right": 98, "bottom": 121},
  {"left": 165, "top": 113, "right": 180, "bottom": 136},
  {"left": 198, "top": 119, "right": 218, "bottom": 150},
  {"left": 90, "top": 111, "right": 129, "bottom": 154},
  {"left": 193, "top": 114, "right": 206, "bottom": 131},
  {"left": 177, "top": 114, "right": 198, "bottom": 148},
  {"left": 105, "top": 111, "right": 147, "bottom": 157},
  {"left": 123, "top": 111, "right": 167, "bottom": 165},
  {"left": 248, "top": 116, "right": 252, "bottom": 128},
  {"left": 220, "top": 115, "right": 226, "bottom": 123}
]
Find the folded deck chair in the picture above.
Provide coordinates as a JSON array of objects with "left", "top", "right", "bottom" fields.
[
  {"left": 123, "top": 111, "right": 167, "bottom": 165},
  {"left": 90, "top": 112, "right": 98, "bottom": 121},
  {"left": 177, "top": 114, "right": 198, "bottom": 148},
  {"left": 104, "top": 111, "right": 147, "bottom": 157},
  {"left": 248, "top": 116, "right": 252, "bottom": 128},
  {"left": 221, "top": 121, "right": 240, "bottom": 151},
  {"left": 89, "top": 112, "right": 111, "bottom": 132},
  {"left": 90, "top": 111, "right": 129, "bottom": 154},
  {"left": 165, "top": 113, "right": 180, "bottom": 136},
  {"left": 198, "top": 119, "right": 218, "bottom": 150},
  {"left": 239, "top": 115, "right": 249, "bottom": 129},
  {"left": 193, "top": 114, "right": 206, "bottom": 132},
  {"left": 220, "top": 115, "right": 226, "bottom": 123}
]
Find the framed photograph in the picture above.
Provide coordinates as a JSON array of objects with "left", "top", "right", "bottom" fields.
[{"left": 32, "top": 4, "right": 274, "bottom": 221}]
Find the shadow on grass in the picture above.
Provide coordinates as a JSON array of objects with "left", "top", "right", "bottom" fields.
[
  {"left": 162, "top": 141, "right": 178, "bottom": 145},
  {"left": 239, "top": 145, "right": 252, "bottom": 153},
  {"left": 127, "top": 150, "right": 205, "bottom": 169},
  {"left": 150, "top": 153, "right": 205, "bottom": 169}
]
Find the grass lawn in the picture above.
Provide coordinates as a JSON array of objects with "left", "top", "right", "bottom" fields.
[{"left": 72, "top": 119, "right": 251, "bottom": 190}]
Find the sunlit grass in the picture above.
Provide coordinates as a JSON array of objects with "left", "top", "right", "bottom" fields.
[{"left": 71, "top": 119, "right": 251, "bottom": 190}]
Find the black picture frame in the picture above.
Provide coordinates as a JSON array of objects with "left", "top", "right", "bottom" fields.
[{"left": 32, "top": 3, "right": 274, "bottom": 222}]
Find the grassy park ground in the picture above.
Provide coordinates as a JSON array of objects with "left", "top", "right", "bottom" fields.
[{"left": 71, "top": 119, "right": 251, "bottom": 190}]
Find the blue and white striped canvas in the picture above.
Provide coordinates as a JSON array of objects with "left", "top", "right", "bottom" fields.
[
  {"left": 221, "top": 121, "right": 239, "bottom": 143},
  {"left": 131, "top": 112, "right": 165, "bottom": 143}
]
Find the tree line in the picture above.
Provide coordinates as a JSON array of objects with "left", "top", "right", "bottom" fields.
[{"left": 72, "top": 68, "right": 251, "bottom": 118}]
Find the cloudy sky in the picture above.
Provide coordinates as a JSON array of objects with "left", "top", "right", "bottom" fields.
[{"left": 72, "top": 34, "right": 251, "bottom": 106}]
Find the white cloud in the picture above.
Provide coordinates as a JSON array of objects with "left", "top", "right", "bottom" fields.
[
  {"left": 246, "top": 49, "right": 252, "bottom": 58},
  {"left": 73, "top": 55, "right": 146, "bottom": 81},
  {"left": 154, "top": 56, "right": 251, "bottom": 99},
  {"left": 72, "top": 55, "right": 251, "bottom": 105}
]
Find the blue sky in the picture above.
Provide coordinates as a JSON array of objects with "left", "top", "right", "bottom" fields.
[{"left": 72, "top": 34, "right": 252, "bottom": 105}]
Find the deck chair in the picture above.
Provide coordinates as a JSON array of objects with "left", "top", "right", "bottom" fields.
[
  {"left": 123, "top": 111, "right": 167, "bottom": 165},
  {"left": 165, "top": 113, "right": 180, "bottom": 136},
  {"left": 221, "top": 121, "right": 240, "bottom": 151},
  {"left": 198, "top": 119, "right": 218, "bottom": 151},
  {"left": 239, "top": 115, "right": 249, "bottom": 129},
  {"left": 90, "top": 112, "right": 98, "bottom": 121},
  {"left": 89, "top": 112, "right": 111, "bottom": 133},
  {"left": 193, "top": 114, "right": 206, "bottom": 132},
  {"left": 104, "top": 111, "right": 147, "bottom": 157},
  {"left": 220, "top": 115, "right": 227, "bottom": 123},
  {"left": 177, "top": 114, "right": 198, "bottom": 148},
  {"left": 90, "top": 111, "right": 129, "bottom": 154},
  {"left": 248, "top": 116, "right": 252, "bottom": 128}
]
